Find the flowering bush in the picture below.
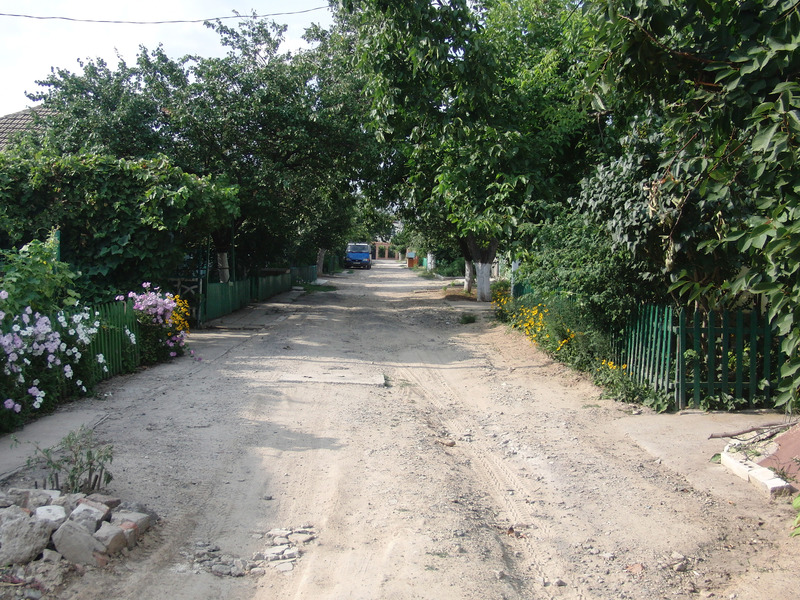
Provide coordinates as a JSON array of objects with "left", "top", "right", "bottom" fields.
[
  {"left": 493, "top": 283, "right": 672, "bottom": 412},
  {"left": 119, "top": 283, "right": 190, "bottom": 364},
  {"left": 0, "top": 295, "right": 105, "bottom": 431}
]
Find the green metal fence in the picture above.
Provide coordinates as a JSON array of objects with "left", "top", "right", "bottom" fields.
[
  {"left": 199, "top": 272, "right": 293, "bottom": 324},
  {"left": 620, "top": 305, "right": 674, "bottom": 397},
  {"left": 675, "top": 308, "right": 783, "bottom": 409},
  {"left": 87, "top": 300, "right": 139, "bottom": 380},
  {"left": 512, "top": 284, "right": 786, "bottom": 410},
  {"left": 616, "top": 305, "right": 785, "bottom": 410},
  {"left": 252, "top": 272, "right": 292, "bottom": 301}
]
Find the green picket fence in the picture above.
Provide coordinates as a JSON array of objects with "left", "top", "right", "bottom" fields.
[
  {"left": 617, "top": 305, "right": 785, "bottom": 409},
  {"left": 203, "top": 279, "right": 252, "bottom": 322},
  {"left": 87, "top": 300, "right": 139, "bottom": 380},
  {"left": 620, "top": 305, "right": 674, "bottom": 396},
  {"left": 290, "top": 265, "right": 317, "bottom": 285},
  {"left": 252, "top": 272, "right": 292, "bottom": 301},
  {"left": 675, "top": 308, "right": 783, "bottom": 409}
]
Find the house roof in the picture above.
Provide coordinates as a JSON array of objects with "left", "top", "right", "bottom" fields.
[{"left": 0, "top": 107, "right": 51, "bottom": 149}]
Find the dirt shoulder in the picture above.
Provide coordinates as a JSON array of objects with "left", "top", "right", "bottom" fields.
[{"left": 3, "top": 263, "right": 797, "bottom": 599}]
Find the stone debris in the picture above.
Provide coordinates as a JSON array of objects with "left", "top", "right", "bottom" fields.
[
  {"left": 0, "top": 487, "right": 156, "bottom": 572},
  {"left": 187, "top": 525, "right": 317, "bottom": 577}
]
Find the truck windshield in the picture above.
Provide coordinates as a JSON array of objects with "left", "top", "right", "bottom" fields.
[{"left": 348, "top": 244, "right": 370, "bottom": 253}]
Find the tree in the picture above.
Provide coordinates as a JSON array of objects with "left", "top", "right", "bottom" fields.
[
  {"left": 24, "top": 13, "right": 377, "bottom": 281},
  {"left": 584, "top": 0, "right": 800, "bottom": 407},
  {"left": 350, "top": 0, "right": 593, "bottom": 300}
]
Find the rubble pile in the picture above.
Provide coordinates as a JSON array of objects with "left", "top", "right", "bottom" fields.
[{"left": 0, "top": 487, "right": 155, "bottom": 593}]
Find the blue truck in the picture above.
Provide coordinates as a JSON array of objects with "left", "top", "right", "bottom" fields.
[{"left": 344, "top": 242, "right": 372, "bottom": 269}]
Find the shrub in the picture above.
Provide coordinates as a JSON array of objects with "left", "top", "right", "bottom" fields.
[
  {"left": 434, "top": 257, "right": 466, "bottom": 277},
  {"left": 0, "top": 230, "right": 80, "bottom": 316},
  {"left": 119, "top": 283, "right": 190, "bottom": 364},
  {"left": 492, "top": 286, "right": 672, "bottom": 411},
  {"left": 0, "top": 301, "right": 105, "bottom": 432}
]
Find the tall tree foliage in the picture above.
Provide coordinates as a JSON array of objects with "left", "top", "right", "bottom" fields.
[
  {"left": 584, "top": 0, "right": 800, "bottom": 408},
  {"left": 0, "top": 151, "right": 238, "bottom": 299},
  {"left": 349, "top": 0, "right": 592, "bottom": 300},
  {"left": 23, "top": 14, "right": 372, "bottom": 279}
]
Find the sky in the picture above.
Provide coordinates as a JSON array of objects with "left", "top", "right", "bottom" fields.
[{"left": 0, "top": 1, "right": 334, "bottom": 117}]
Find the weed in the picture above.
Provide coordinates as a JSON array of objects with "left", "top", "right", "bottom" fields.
[
  {"left": 791, "top": 496, "right": 800, "bottom": 537},
  {"left": 23, "top": 425, "right": 113, "bottom": 493},
  {"left": 769, "top": 465, "right": 796, "bottom": 483},
  {"left": 459, "top": 313, "right": 477, "bottom": 324}
]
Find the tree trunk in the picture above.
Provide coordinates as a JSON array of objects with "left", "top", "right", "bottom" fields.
[
  {"left": 217, "top": 252, "right": 230, "bottom": 283},
  {"left": 464, "top": 260, "right": 475, "bottom": 294},
  {"left": 465, "top": 234, "right": 499, "bottom": 302},
  {"left": 316, "top": 248, "right": 327, "bottom": 278},
  {"left": 427, "top": 252, "right": 436, "bottom": 271},
  {"left": 474, "top": 262, "right": 492, "bottom": 302},
  {"left": 211, "top": 227, "right": 233, "bottom": 284},
  {"left": 458, "top": 237, "right": 474, "bottom": 294}
]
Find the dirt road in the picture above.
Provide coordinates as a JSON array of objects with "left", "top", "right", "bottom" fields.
[{"left": 16, "top": 262, "right": 797, "bottom": 599}]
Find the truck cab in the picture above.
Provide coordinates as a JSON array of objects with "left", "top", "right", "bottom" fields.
[{"left": 344, "top": 243, "right": 372, "bottom": 269}]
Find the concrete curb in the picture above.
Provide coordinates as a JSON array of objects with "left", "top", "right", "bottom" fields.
[{"left": 721, "top": 444, "right": 797, "bottom": 499}]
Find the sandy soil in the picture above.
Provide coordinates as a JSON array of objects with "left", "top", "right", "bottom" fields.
[{"left": 4, "top": 262, "right": 797, "bottom": 599}]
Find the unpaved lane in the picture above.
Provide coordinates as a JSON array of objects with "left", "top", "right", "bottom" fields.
[{"left": 24, "top": 262, "right": 796, "bottom": 599}]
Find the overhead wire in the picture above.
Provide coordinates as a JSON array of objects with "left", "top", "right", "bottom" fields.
[{"left": 0, "top": 6, "right": 329, "bottom": 25}]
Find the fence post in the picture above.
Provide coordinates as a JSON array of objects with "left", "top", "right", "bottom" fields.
[
  {"left": 749, "top": 310, "right": 758, "bottom": 405},
  {"left": 763, "top": 315, "right": 772, "bottom": 402},
  {"left": 734, "top": 310, "right": 744, "bottom": 400},
  {"left": 676, "top": 309, "right": 686, "bottom": 410},
  {"left": 706, "top": 311, "right": 716, "bottom": 399},
  {"left": 692, "top": 309, "right": 702, "bottom": 407},
  {"left": 721, "top": 310, "right": 730, "bottom": 397}
]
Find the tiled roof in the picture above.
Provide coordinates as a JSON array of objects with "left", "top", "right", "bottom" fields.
[{"left": 0, "top": 107, "right": 52, "bottom": 149}]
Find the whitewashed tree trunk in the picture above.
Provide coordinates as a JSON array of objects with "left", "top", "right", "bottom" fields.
[
  {"left": 426, "top": 252, "right": 436, "bottom": 271},
  {"left": 465, "top": 234, "right": 499, "bottom": 302},
  {"left": 217, "top": 252, "right": 230, "bottom": 283},
  {"left": 316, "top": 248, "right": 326, "bottom": 279},
  {"left": 475, "top": 262, "right": 492, "bottom": 302}
]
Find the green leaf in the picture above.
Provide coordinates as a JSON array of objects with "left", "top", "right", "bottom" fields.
[{"left": 752, "top": 122, "right": 780, "bottom": 152}]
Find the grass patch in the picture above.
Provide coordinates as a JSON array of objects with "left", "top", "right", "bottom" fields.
[
  {"left": 302, "top": 283, "right": 337, "bottom": 293},
  {"left": 459, "top": 313, "right": 477, "bottom": 324}
]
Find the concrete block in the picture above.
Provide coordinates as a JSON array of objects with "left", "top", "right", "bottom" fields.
[
  {"left": 52, "top": 520, "right": 107, "bottom": 566},
  {"left": 86, "top": 494, "right": 121, "bottom": 509},
  {"left": 118, "top": 521, "right": 139, "bottom": 549},
  {"left": 6, "top": 489, "right": 61, "bottom": 510},
  {"left": 760, "top": 477, "right": 796, "bottom": 498},
  {"left": 93, "top": 522, "right": 127, "bottom": 554},
  {"left": 41, "top": 549, "right": 62, "bottom": 563},
  {"left": 111, "top": 511, "right": 152, "bottom": 535},
  {"left": 0, "top": 507, "right": 54, "bottom": 565},
  {"left": 69, "top": 502, "right": 109, "bottom": 533},
  {"left": 34, "top": 505, "right": 67, "bottom": 528},
  {"left": 748, "top": 466, "right": 778, "bottom": 484},
  {"left": 720, "top": 451, "right": 752, "bottom": 481},
  {"left": 76, "top": 498, "right": 112, "bottom": 519}
]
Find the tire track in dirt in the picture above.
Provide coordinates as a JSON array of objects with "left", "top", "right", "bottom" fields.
[{"left": 395, "top": 350, "right": 591, "bottom": 600}]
